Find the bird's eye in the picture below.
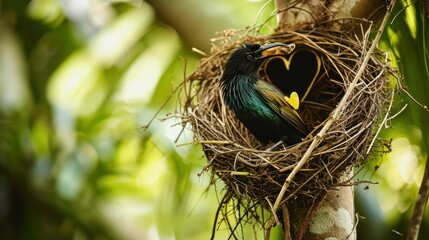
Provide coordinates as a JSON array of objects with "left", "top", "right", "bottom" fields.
[{"left": 247, "top": 54, "right": 253, "bottom": 60}]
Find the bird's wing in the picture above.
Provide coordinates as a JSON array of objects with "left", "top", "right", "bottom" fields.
[{"left": 255, "top": 80, "right": 309, "bottom": 135}]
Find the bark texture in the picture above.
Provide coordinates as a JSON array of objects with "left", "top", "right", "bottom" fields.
[{"left": 304, "top": 173, "right": 356, "bottom": 239}]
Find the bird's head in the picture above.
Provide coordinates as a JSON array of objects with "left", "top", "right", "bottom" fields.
[{"left": 223, "top": 42, "right": 293, "bottom": 76}]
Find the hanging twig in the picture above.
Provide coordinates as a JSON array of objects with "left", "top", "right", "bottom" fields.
[{"left": 397, "top": 77, "right": 429, "bottom": 112}]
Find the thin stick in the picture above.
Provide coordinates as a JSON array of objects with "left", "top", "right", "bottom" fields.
[
  {"left": 210, "top": 194, "right": 228, "bottom": 240},
  {"left": 264, "top": 225, "right": 272, "bottom": 240},
  {"left": 265, "top": 197, "right": 280, "bottom": 224},
  {"left": 271, "top": 0, "right": 397, "bottom": 214},
  {"left": 397, "top": 77, "right": 429, "bottom": 112},
  {"left": 176, "top": 140, "right": 232, "bottom": 147},
  {"left": 282, "top": 205, "right": 291, "bottom": 240}
]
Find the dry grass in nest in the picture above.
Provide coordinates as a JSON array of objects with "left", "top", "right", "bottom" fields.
[{"left": 179, "top": 24, "right": 393, "bottom": 221}]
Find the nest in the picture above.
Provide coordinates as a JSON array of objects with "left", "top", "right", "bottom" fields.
[{"left": 180, "top": 22, "right": 393, "bottom": 229}]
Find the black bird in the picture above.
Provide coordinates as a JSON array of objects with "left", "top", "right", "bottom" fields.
[{"left": 220, "top": 42, "right": 308, "bottom": 146}]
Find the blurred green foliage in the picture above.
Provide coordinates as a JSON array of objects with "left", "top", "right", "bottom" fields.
[
  {"left": 0, "top": 0, "right": 428, "bottom": 239},
  {"left": 357, "top": 0, "right": 429, "bottom": 239}
]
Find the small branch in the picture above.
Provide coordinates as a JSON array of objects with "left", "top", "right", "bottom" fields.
[
  {"left": 266, "top": 197, "right": 280, "bottom": 224},
  {"left": 210, "top": 194, "right": 228, "bottom": 240},
  {"left": 271, "top": 0, "right": 397, "bottom": 214},
  {"left": 406, "top": 153, "right": 429, "bottom": 240},
  {"left": 264, "top": 225, "right": 272, "bottom": 240},
  {"left": 282, "top": 205, "right": 291, "bottom": 240}
]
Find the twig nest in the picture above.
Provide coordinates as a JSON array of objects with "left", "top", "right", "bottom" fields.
[{"left": 182, "top": 26, "right": 392, "bottom": 207}]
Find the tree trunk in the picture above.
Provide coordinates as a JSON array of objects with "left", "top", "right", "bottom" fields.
[{"left": 302, "top": 172, "right": 356, "bottom": 239}]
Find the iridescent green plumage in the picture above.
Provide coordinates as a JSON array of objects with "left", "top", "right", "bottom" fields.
[{"left": 220, "top": 43, "right": 308, "bottom": 145}]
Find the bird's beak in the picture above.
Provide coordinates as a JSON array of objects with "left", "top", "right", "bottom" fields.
[{"left": 256, "top": 43, "right": 294, "bottom": 59}]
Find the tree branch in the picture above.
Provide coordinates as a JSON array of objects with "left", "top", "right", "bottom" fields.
[{"left": 406, "top": 153, "right": 429, "bottom": 240}]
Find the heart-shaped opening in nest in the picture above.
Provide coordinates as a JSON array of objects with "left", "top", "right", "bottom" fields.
[
  {"left": 259, "top": 46, "right": 341, "bottom": 135},
  {"left": 262, "top": 48, "right": 321, "bottom": 103}
]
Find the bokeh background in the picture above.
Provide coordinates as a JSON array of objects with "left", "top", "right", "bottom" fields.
[{"left": 0, "top": 0, "right": 428, "bottom": 239}]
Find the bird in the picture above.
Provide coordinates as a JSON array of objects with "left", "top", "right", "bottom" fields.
[{"left": 220, "top": 42, "right": 309, "bottom": 147}]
